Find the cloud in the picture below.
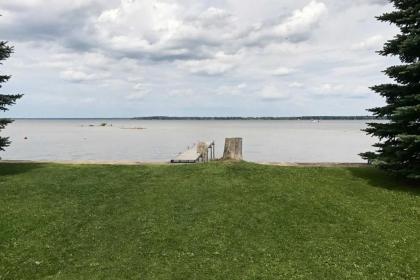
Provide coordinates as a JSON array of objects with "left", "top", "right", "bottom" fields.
[
  {"left": 91, "top": 2, "right": 242, "bottom": 61},
  {"left": 259, "top": 84, "right": 289, "bottom": 101},
  {"left": 351, "top": 35, "right": 384, "bottom": 50},
  {"left": 4, "top": 0, "right": 326, "bottom": 64},
  {"left": 125, "top": 92, "right": 147, "bottom": 101},
  {"left": 0, "top": 0, "right": 394, "bottom": 117},
  {"left": 216, "top": 83, "right": 248, "bottom": 96},
  {"left": 314, "top": 83, "right": 344, "bottom": 96},
  {"left": 342, "top": 0, "right": 388, "bottom": 6},
  {"left": 176, "top": 52, "right": 241, "bottom": 75},
  {"left": 271, "top": 0, "right": 327, "bottom": 39},
  {"left": 133, "top": 83, "right": 146, "bottom": 91},
  {"left": 0, "top": 0, "right": 108, "bottom": 46},
  {"left": 1, "top": 0, "right": 329, "bottom": 81},
  {"left": 289, "top": 82, "right": 304, "bottom": 88},
  {"left": 245, "top": 1, "right": 327, "bottom": 44},
  {"left": 313, "top": 83, "right": 370, "bottom": 99},
  {"left": 195, "top": 7, "right": 234, "bottom": 27},
  {"left": 60, "top": 70, "right": 101, "bottom": 82},
  {"left": 272, "top": 67, "right": 297, "bottom": 76},
  {"left": 168, "top": 89, "right": 194, "bottom": 97},
  {"left": 125, "top": 83, "right": 150, "bottom": 101}
]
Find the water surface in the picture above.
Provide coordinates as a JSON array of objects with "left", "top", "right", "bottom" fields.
[{"left": 1, "top": 119, "right": 378, "bottom": 162}]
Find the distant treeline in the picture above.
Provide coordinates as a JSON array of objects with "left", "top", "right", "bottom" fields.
[{"left": 133, "top": 116, "right": 385, "bottom": 120}]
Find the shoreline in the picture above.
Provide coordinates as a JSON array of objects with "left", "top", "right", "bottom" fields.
[{"left": 0, "top": 160, "right": 368, "bottom": 167}]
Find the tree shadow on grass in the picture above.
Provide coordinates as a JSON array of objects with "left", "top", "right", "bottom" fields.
[
  {"left": 347, "top": 167, "right": 420, "bottom": 196},
  {"left": 0, "top": 162, "right": 46, "bottom": 176}
]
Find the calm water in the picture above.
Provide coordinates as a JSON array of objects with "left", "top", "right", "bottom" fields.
[{"left": 1, "top": 119, "right": 379, "bottom": 162}]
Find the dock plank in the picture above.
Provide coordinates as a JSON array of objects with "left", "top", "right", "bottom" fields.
[
  {"left": 171, "top": 141, "right": 215, "bottom": 163},
  {"left": 171, "top": 147, "right": 201, "bottom": 163}
]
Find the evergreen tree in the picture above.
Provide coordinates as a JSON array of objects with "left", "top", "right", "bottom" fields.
[
  {"left": 361, "top": 0, "right": 419, "bottom": 179},
  {"left": 0, "top": 40, "right": 22, "bottom": 153}
]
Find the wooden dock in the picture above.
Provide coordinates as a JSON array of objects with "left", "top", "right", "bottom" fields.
[{"left": 171, "top": 141, "right": 215, "bottom": 163}]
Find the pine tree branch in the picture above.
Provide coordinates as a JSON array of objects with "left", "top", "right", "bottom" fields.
[
  {"left": 0, "top": 41, "right": 13, "bottom": 62},
  {"left": 0, "top": 94, "right": 23, "bottom": 111}
]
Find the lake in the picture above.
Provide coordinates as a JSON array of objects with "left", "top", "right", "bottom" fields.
[{"left": 1, "top": 119, "right": 379, "bottom": 162}]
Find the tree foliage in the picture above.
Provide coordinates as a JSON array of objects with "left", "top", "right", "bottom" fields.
[
  {"left": 361, "top": 0, "right": 419, "bottom": 179},
  {"left": 0, "top": 40, "right": 22, "bottom": 152}
]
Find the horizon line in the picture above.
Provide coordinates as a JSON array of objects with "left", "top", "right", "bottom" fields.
[{"left": 8, "top": 115, "right": 379, "bottom": 120}]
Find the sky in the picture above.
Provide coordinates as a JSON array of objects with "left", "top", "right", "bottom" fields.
[{"left": 0, "top": 0, "right": 399, "bottom": 118}]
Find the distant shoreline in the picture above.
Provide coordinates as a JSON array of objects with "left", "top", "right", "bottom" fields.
[
  {"left": 0, "top": 160, "right": 368, "bottom": 167},
  {"left": 10, "top": 116, "right": 385, "bottom": 121},
  {"left": 132, "top": 116, "right": 383, "bottom": 120}
]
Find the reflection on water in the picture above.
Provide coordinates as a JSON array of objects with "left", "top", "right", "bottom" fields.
[{"left": 1, "top": 119, "right": 379, "bottom": 162}]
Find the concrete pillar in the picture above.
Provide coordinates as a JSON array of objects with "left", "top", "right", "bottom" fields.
[{"left": 223, "top": 138, "right": 242, "bottom": 160}]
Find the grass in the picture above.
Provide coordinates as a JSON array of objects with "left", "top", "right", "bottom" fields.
[{"left": 0, "top": 162, "right": 419, "bottom": 279}]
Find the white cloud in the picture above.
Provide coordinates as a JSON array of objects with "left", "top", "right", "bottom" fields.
[
  {"left": 349, "top": 85, "right": 370, "bottom": 98},
  {"left": 272, "top": 67, "right": 297, "bottom": 76},
  {"left": 216, "top": 83, "right": 248, "bottom": 96},
  {"left": 314, "top": 83, "right": 344, "bottom": 96},
  {"left": 92, "top": 2, "right": 240, "bottom": 60},
  {"left": 178, "top": 59, "right": 235, "bottom": 75},
  {"left": 125, "top": 92, "right": 147, "bottom": 101},
  {"left": 351, "top": 35, "right": 384, "bottom": 50},
  {"left": 289, "top": 82, "right": 304, "bottom": 88},
  {"left": 177, "top": 52, "right": 241, "bottom": 75},
  {"left": 195, "top": 7, "right": 236, "bottom": 28},
  {"left": 57, "top": 50, "right": 115, "bottom": 83},
  {"left": 168, "top": 89, "right": 194, "bottom": 97},
  {"left": 89, "top": 0, "right": 328, "bottom": 62},
  {"left": 133, "top": 83, "right": 146, "bottom": 91},
  {"left": 272, "top": 1, "right": 327, "bottom": 38},
  {"left": 259, "top": 84, "right": 289, "bottom": 101},
  {"left": 1, "top": 0, "right": 96, "bottom": 10},
  {"left": 312, "top": 83, "right": 371, "bottom": 99},
  {"left": 0, "top": 0, "right": 394, "bottom": 116},
  {"left": 60, "top": 70, "right": 97, "bottom": 82},
  {"left": 246, "top": 1, "right": 327, "bottom": 44},
  {"left": 321, "top": 83, "right": 343, "bottom": 91},
  {"left": 126, "top": 83, "right": 150, "bottom": 100}
]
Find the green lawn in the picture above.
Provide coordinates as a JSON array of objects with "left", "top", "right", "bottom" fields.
[{"left": 0, "top": 162, "right": 419, "bottom": 279}]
